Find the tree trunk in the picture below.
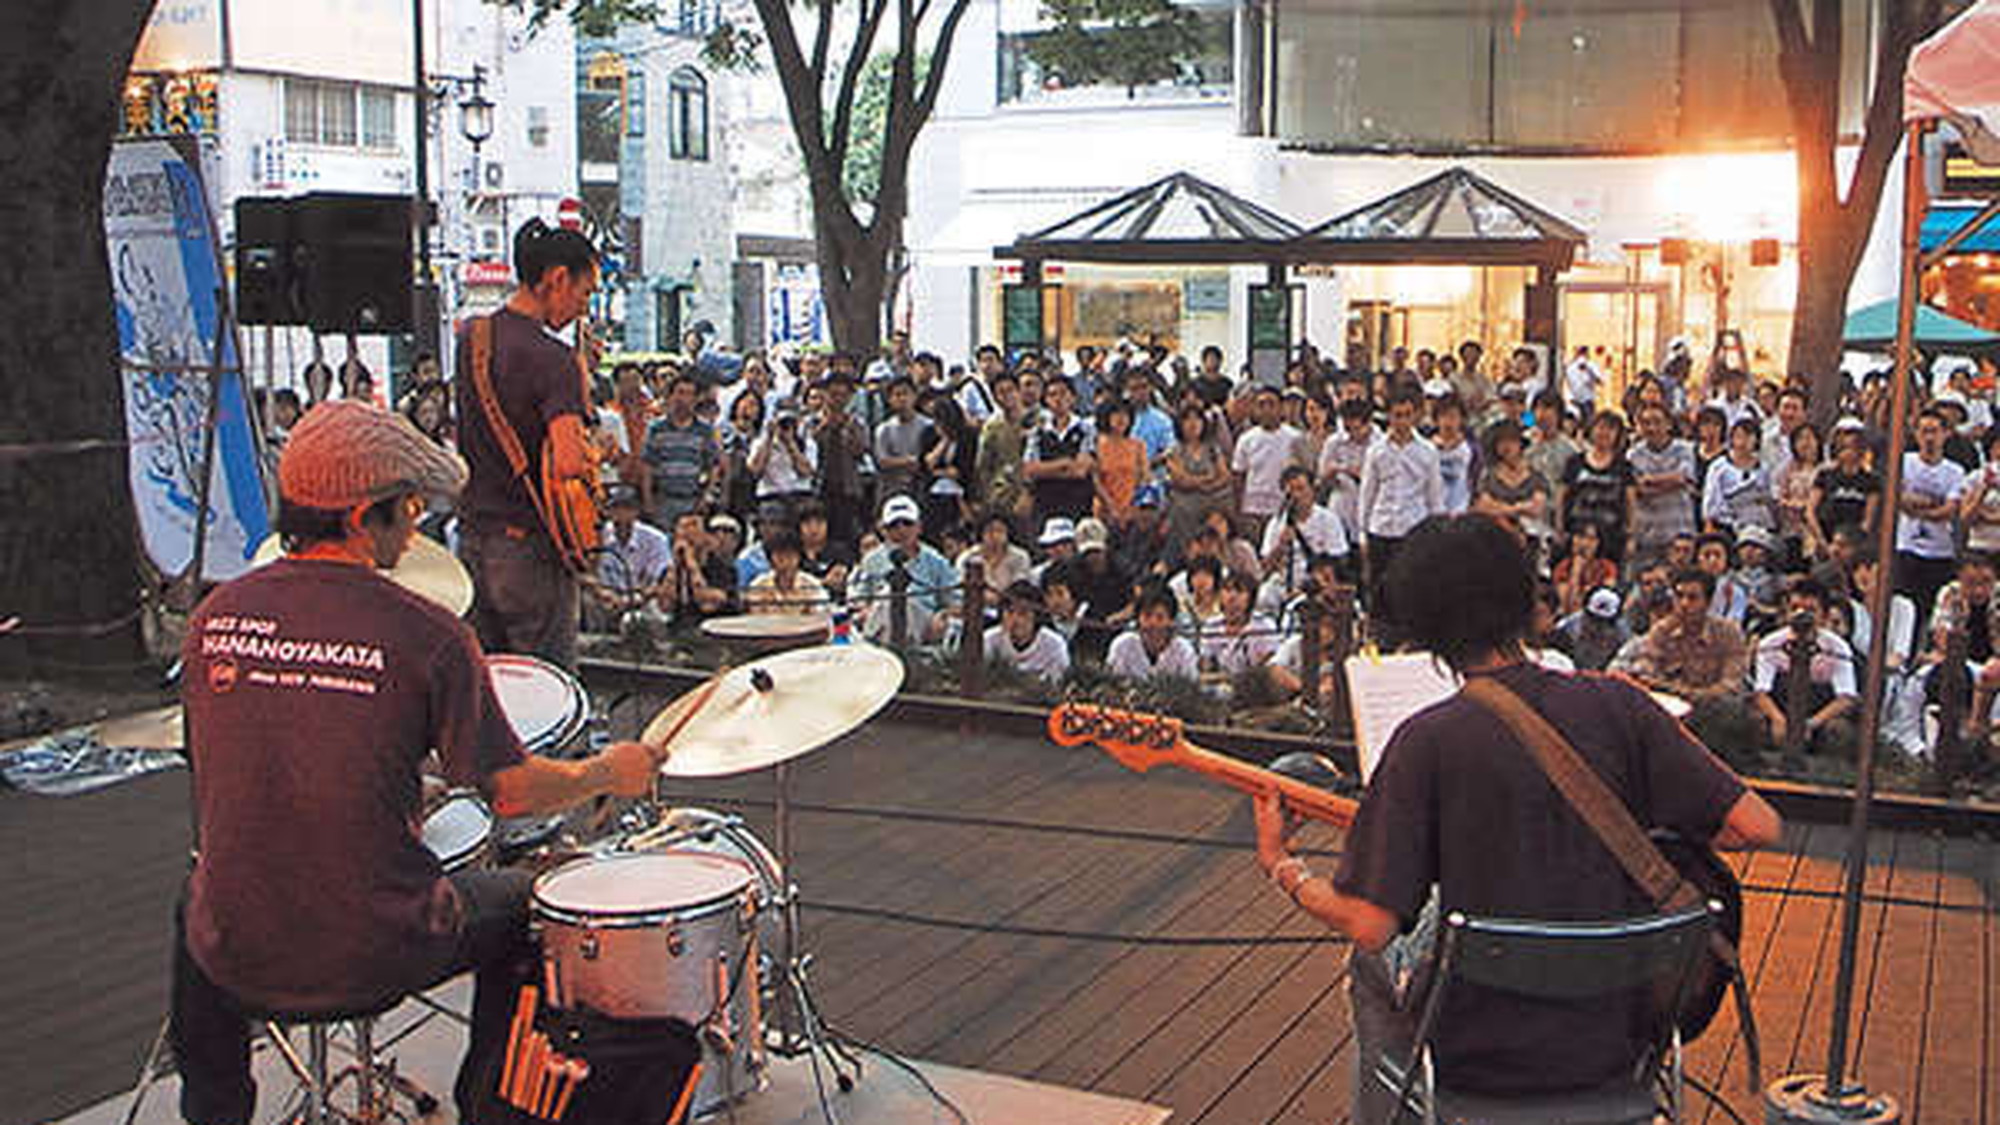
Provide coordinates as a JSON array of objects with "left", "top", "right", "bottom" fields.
[
  {"left": 0, "top": 1, "right": 153, "bottom": 671},
  {"left": 1795, "top": 209, "right": 1863, "bottom": 416},
  {"left": 814, "top": 207, "right": 889, "bottom": 356}
]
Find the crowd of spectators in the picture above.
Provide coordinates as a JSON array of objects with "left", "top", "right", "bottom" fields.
[{"left": 261, "top": 328, "right": 2000, "bottom": 765}]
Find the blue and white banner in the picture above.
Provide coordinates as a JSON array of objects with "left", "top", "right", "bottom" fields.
[{"left": 104, "top": 136, "right": 270, "bottom": 581}]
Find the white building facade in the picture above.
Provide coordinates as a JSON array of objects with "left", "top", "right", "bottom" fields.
[
  {"left": 905, "top": 0, "right": 1915, "bottom": 391},
  {"left": 126, "top": 0, "right": 579, "bottom": 399}
]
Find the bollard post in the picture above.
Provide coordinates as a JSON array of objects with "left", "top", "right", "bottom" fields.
[
  {"left": 889, "top": 561, "right": 911, "bottom": 650},
  {"left": 1300, "top": 599, "right": 1323, "bottom": 710},
  {"left": 960, "top": 559, "right": 986, "bottom": 700},
  {"left": 1325, "top": 586, "right": 1356, "bottom": 731},
  {"left": 1782, "top": 613, "right": 1817, "bottom": 768}
]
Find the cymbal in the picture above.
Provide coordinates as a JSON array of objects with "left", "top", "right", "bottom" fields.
[
  {"left": 252, "top": 532, "right": 473, "bottom": 617},
  {"left": 644, "top": 644, "right": 903, "bottom": 778},
  {"left": 699, "top": 613, "right": 831, "bottom": 641},
  {"left": 92, "top": 705, "right": 185, "bottom": 750}
]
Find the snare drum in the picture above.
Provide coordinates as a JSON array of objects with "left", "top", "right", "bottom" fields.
[
  {"left": 533, "top": 852, "right": 767, "bottom": 1115},
  {"left": 487, "top": 654, "right": 590, "bottom": 856},
  {"left": 615, "top": 808, "right": 788, "bottom": 978},
  {"left": 421, "top": 791, "right": 494, "bottom": 873}
]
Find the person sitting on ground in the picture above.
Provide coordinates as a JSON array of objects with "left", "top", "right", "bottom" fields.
[
  {"left": 795, "top": 500, "right": 854, "bottom": 597},
  {"left": 1551, "top": 522, "right": 1618, "bottom": 618},
  {"left": 1105, "top": 586, "right": 1199, "bottom": 682},
  {"left": 1069, "top": 518, "right": 1133, "bottom": 664},
  {"left": 1734, "top": 525, "right": 1785, "bottom": 633},
  {"left": 1550, "top": 586, "right": 1631, "bottom": 672},
  {"left": 1753, "top": 578, "right": 1860, "bottom": 757},
  {"left": 1200, "top": 571, "right": 1280, "bottom": 679},
  {"left": 1031, "top": 516, "right": 1078, "bottom": 582},
  {"left": 668, "top": 508, "right": 737, "bottom": 620},
  {"left": 1696, "top": 531, "right": 1748, "bottom": 624},
  {"left": 1040, "top": 564, "right": 1083, "bottom": 643},
  {"left": 745, "top": 528, "right": 830, "bottom": 615},
  {"left": 982, "top": 580, "right": 1071, "bottom": 684},
  {"left": 1612, "top": 568, "right": 1750, "bottom": 706},
  {"left": 586, "top": 484, "right": 672, "bottom": 631},
  {"left": 957, "top": 510, "right": 1032, "bottom": 609},
  {"left": 851, "top": 494, "right": 960, "bottom": 645},
  {"left": 1174, "top": 555, "right": 1225, "bottom": 634},
  {"left": 1259, "top": 465, "right": 1350, "bottom": 608}
]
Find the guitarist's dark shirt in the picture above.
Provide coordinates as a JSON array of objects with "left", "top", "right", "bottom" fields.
[
  {"left": 1335, "top": 662, "right": 1744, "bottom": 1095},
  {"left": 455, "top": 309, "right": 587, "bottom": 532}
]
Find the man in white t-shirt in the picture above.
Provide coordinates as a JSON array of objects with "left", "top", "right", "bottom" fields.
[
  {"left": 1106, "top": 588, "right": 1199, "bottom": 681},
  {"left": 1564, "top": 345, "right": 1602, "bottom": 419},
  {"left": 982, "top": 580, "right": 1071, "bottom": 683},
  {"left": 1752, "top": 580, "right": 1858, "bottom": 757},
  {"left": 587, "top": 484, "right": 672, "bottom": 629},
  {"left": 1319, "top": 398, "right": 1379, "bottom": 543},
  {"left": 1232, "top": 385, "right": 1301, "bottom": 542},
  {"left": 1897, "top": 405, "right": 1969, "bottom": 618}
]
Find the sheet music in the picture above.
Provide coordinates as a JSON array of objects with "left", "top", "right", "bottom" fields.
[{"left": 1343, "top": 653, "right": 1459, "bottom": 783}]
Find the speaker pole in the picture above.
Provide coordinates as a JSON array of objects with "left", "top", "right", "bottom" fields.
[
  {"left": 410, "top": 0, "right": 436, "bottom": 357},
  {"left": 186, "top": 285, "right": 231, "bottom": 605}
]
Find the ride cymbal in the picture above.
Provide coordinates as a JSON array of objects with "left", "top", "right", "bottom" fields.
[{"left": 645, "top": 644, "right": 903, "bottom": 777}]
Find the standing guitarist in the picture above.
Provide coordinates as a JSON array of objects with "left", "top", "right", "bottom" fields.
[
  {"left": 1254, "top": 513, "right": 1780, "bottom": 1123},
  {"left": 456, "top": 219, "right": 599, "bottom": 670}
]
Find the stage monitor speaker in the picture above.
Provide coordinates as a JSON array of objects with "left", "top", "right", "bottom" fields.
[
  {"left": 1660, "top": 237, "right": 1690, "bottom": 266},
  {"left": 234, "top": 196, "right": 301, "bottom": 326},
  {"left": 1751, "top": 237, "right": 1781, "bottom": 267},
  {"left": 294, "top": 192, "right": 414, "bottom": 335}
]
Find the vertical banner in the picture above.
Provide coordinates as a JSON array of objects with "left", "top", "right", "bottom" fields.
[
  {"left": 1246, "top": 283, "right": 1298, "bottom": 387},
  {"left": 105, "top": 136, "right": 271, "bottom": 581}
]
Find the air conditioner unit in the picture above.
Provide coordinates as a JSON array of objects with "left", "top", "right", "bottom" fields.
[{"left": 484, "top": 162, "right": 506, "bottom": 189}]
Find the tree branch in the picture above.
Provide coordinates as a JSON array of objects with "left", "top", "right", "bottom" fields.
[
  {"left": 914, "top": 0, "right": 974, "bottom": 121},
  {"left": 809, "top": 0, "right": 835, "bottom": 81},
  {"left": 829, "top": 0, "right": 894, "bottom": 169},
  {"left": 748, "top": 0, "right": 860, "bottom": 240}
]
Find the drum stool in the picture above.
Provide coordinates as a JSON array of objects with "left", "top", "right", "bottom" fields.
[{"left": 123, "top": 995, "right": 439, "bottom": 1125}]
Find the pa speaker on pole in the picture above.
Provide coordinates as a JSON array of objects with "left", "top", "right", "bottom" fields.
[{"left": 294, "top": 192, "right": 415, "bottom": 335}]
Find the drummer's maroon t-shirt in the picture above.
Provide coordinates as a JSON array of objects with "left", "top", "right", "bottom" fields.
[{"left": 182, "top": 557, "right": 525, "bottom": 1011}]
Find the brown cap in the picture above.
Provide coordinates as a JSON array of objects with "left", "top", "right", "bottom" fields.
[{"left": 278, "top": 400, "right": 468, "bottom": 509}]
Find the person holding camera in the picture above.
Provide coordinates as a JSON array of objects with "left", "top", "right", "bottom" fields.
[{"left": 749, "top": 405, "right": 819, "bottom": 531}]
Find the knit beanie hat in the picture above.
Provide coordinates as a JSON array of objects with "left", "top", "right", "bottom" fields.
[{"left": 278, "top": 400, "right": 468, "bottom": 509}]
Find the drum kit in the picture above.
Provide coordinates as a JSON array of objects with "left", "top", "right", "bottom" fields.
[{"left": 416, "top": 622, "right": 904, "bottom": 1119}]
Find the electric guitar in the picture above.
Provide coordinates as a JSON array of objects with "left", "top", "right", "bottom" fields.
[
  {"left": 1046, "top": 703, "right": 1356, "bottom": 828},
  {"left": 1047, "top": 700, "right": 1742, "bottom": 1041}
]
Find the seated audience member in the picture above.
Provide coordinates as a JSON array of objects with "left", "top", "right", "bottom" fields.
[
  {"left": 1551, "top": 522, "right": 1618, "bottom": 618},
  {"left": 1106, "top": 587, "right": 1199, "bottom": 681},
  {"left": 1040, "top": 564, "right": 1083, "bottom": 643},
  {"left": 1032, "top": 516, "right": 1078, "bottom": 581},
  {"left": 1268, "top": 605, "right": 1346, "bottom": 701},
  {"left": 669, "top": 508, "right": 739, "bottom": 620},
  {"left": 1623, "top": 559, "right": 1674, "bottom": 637},
  {"left": 745, "top": 528, "right": 830, "bottom": 614},
  {"left": 982, "top": 580, "right": 1071, "bottom": 684},
  {"left": 1175, "top": 555, "right": 1225, "bottom": 633},
  {"left": 1551, "top": 586, "right": 1631, "bottom": 672},
  {"left": 795, "top": 501, "right": 854, "bottom": 596},
  {"left": 1753, "top": 579, "right": 1860, "bottom": 756},
  {"left": 1734, "top": 525, "right": 1784, "bottom": 631},
  {"left": 1613, "top": 569, "right": 1750, "bottom": 705},
  {"left": 1203, "top": 508, "right": 1263, "bottom": 581},
  {"left": 1070, "top": 518, "right": 1133, "bottom": 663},
  {"left": 851, "top": 494, "right": 960, "bottom": 644},
  {"left": 1201, "top": 572, "right": 1280, "bottom": 678},
  {"left": 586, "top": 484, "right": 672, "bottom": 629},
  {"left": 958, "top": 510, "right": 1032, "bottom": 608},
  {"left": 1697, "top": 531, "right": 1748, "bottom": 624}
]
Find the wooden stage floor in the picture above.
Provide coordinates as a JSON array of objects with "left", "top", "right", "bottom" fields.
[{"left": 4, "top": 710, "right": 1996, "bottom": 1124}]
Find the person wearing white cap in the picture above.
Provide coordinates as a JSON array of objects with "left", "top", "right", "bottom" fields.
[
  {"left": 1550, "top": 585, "right": 1632, "bottom": 672},
  {"left": 851, "top": 494, "right": 960, "bottom": 644},
  {"left": 169, "top": 401, "right": 673, "bottom": 1125},
  {"left": 1031, "top": 515, "right": 1078, "bottom": 582}
]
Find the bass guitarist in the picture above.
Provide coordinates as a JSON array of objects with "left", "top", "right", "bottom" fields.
[
  {"left": 1254, "top": 513, "right": 1780, "bottom": 1122},
  {"left": 456, "top": 219, "right": 600, "bottom": 670}
]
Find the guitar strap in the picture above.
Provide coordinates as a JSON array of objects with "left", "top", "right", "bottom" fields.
[
  {"left": 1458, "top": 676, "right": 1762, "bottom": 1091},
  {"left": 467, "top": 315, "right": 577, "bottom": 572}
]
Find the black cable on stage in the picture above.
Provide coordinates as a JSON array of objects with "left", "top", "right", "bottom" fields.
[
  {"left": 1684, "top": 1071, "right": 1750, "bottom": 1125},
  {"left": 797, "top": 898, "right": 1352, "bottom": 947},
  {"left": 657, "top": 792, "right": 1348, "bottom": 857},
  {"left": 816, "top": 1022, "right": 972, "bottom": 1125}
]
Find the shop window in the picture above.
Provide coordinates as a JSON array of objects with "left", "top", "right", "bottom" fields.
[
  {"left": 998, "top": 1, "right": 1233, "bottom": 107},
  {"left": 361, "top": 87, "right": 396, "bottom": 149},
  {"left": 669, "top": 68, "right": 708, "bottom": 161}
]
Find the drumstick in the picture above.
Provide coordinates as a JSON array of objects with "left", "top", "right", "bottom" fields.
[
  {"left": 552, "top": 1058, "right": 589, "bottom": 1121},
  {"left": 587, "top": 671, "right": 728, "bottom": 835},
  {"left": 534, "top": 1038, "right": 556, "bottom": 1118},
  {"left": 517, "top": 1032, "right": 547, "bottom": 1110},
  {"left": 501, "top": 986, "right": 536, "bottom": 1103},
  {"left": 666, "top": 1061, "right": 704, "bottom": 1125}
]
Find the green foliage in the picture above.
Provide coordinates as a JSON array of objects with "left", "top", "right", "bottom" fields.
[
  {"left": 701, "top": 18, "right": 765, "bottom": 72},
  {"left": 842, "top": 52, "right": 929, "bottom": 204},
  {"left": 1024, "top": 0, "right": 1203, "bottom": 97},
  {"left": 499, "top": 0, "right": 661, "bottom": 37}
]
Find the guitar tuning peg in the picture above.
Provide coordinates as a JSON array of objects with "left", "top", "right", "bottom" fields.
[{"left": 1149, "top": 722, "right": 1177, "bottom": 750}]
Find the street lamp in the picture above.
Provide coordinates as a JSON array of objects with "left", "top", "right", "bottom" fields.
[{"left": 459, "top": 65, "right": 494, "bottom": 152}]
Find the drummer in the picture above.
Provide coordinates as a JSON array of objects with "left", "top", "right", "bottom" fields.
[{"left": 170, "top": 401, "right": 673, "bottom": 1125}]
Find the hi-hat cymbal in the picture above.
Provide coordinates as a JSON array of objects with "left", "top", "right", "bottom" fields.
[
  {"left": 253, "top": 532, "right": 473, "bottom": 617},
  {"left": 644, "top": 644, "right": 903, "bottom": 778},
  {"left": 92, "top": 705, "right": 185, "bottom": 750}
]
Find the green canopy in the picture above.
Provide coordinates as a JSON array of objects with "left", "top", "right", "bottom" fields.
[{"left": 1843, "top": 299, "right": 2000, "bottom": 354}]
